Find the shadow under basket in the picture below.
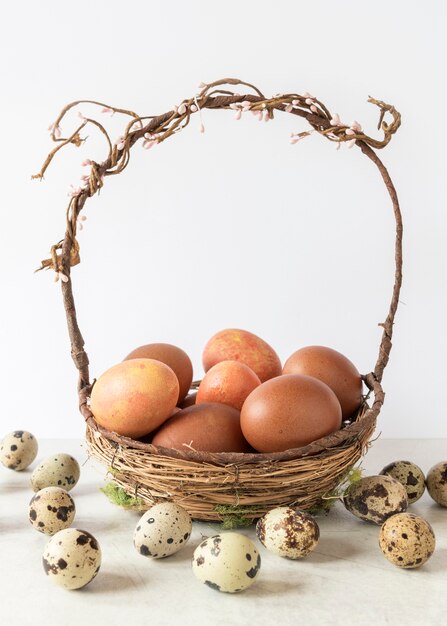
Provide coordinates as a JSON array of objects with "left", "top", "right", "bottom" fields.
[{"left": 36, "top": 78, "right": 403, "bottom": 524}]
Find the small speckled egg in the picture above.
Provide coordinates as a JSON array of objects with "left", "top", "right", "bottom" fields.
[
  {"left": 192, "top": 533, "right": 261, "bottom": 593},
  {"left": 379, "top": 460, "right": 426, "bottom": 503},
  {"left": 133, "top": 502, "right": 192, "bottom": 558},
  {"left": 0, "top": 430, "right": 38, "bottom": 470},
  {"left": 31, "top": 453, "right": 80, "bottom": 492},
  {"left": 379, "top": 513, "right": 436, "bottom": 568},
  {"left": 256, "top": 507, "right": 319, "bottom": 558},
  {"left": 43, "top": 528, "right": 101, "bottom": 590},
  {"left": 29, "top": 486, "right": 76, "bottom": 535},
  {"left": 426, "top": 462, "right": 447, "bottom": 507},
  {"left": 344, "top": 475, "right": 408, "bottom": 524}
]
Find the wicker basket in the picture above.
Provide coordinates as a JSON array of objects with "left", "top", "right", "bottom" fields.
[{"left": 36, "top": 78, "right": 402, "bottom": 523}]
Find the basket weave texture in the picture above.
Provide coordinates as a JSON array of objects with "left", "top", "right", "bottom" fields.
[{"left": 36, "top": 78, "right": 403, "bottom": 522}]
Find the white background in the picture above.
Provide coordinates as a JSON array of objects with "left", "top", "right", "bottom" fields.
[{"left": 0, "top": 0, "right": 445, "bottom": 438}]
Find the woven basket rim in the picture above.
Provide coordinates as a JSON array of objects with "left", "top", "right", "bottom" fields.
[{"left": 85, "top": 397, "right": 377, "bottom": 465}]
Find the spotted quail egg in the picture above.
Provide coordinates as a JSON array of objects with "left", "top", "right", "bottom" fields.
[
  {"left": 29, "top": 486, "right": 76, "bottom": 535},
  {"left": 379, "top": 460, "right": 425, "bottom": 503},
  {"left": 379, "top": 512, "right": 436, "bottom": 568},
  {"left": 344, "top": 475, "right": 408, "bottom": 524},
  {"left": 0, "top": 430, "right": 38, "bottom": 470},
  {"left": 42, "top": 528, "right": 101, "bottom": 590},
  {"left": 426, "top": 461, "right": 447, "bottom": 507},
  {"left": 31, "top": 453, "right": 80, "bottom": 492},
  {"left": 256, "top": 507, "right": 319, "bottom": 558},
  {"left": 192, "top": 533, "right": 261, "bottom": 593},
  {"left": 133, "top": 502, "right": 192, "bottom": 558}
]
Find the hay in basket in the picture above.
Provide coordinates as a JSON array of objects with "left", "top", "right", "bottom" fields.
[{"left": 34, "top": 78, "right": 402, "bottom": 524}]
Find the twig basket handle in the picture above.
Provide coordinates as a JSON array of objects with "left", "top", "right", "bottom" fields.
[{"left": 34, "top": 78, "right": 402, "bottom": 429}]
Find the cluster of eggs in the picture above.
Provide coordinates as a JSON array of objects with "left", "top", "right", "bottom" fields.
[
  {"left": 343, "top": 459, "right": 447, "bottom": 568},
  {"left": 0, "top": 430, "right": 101, "bottom": 590},
  {"left": 2, "top": 428, "right": 447, "bottom": 592},
  {"left": 91, "top": 328, "right": 364, "bottom": 453},
  {"left": 132, "top": 502, "right": 319, "bottom": 593}
]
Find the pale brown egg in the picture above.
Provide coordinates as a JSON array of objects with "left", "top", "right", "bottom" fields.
[
  {"left": 124, "top": 343, "right": 193, "bottom": 404},
  {"left": 151, "top": 403, "right": 251, "bottom": 453},
  {"left": 282, "top": 345, "right": 363, "bottom": 420},
  {"left": 91, "top": 358, "right": 179, "bottom": 438},
  {"left": 240, "top": 374, "right": 342, "bottom": 453}
]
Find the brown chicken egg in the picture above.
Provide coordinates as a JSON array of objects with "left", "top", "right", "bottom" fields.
[
  {"left": 240, "top": 374, "right": 342, "bottom": 453},
  {"left": 282, "top": 345, "right": 363, "bottom": 420},
  {"left": 151, "top": 403, "right": 251, "bottom": 453},
  {"left": 124, "top": 343, "right": 193, "bottom": 404}
]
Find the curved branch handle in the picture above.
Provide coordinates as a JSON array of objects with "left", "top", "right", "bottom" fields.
[{"left": 34, "top": 79, "right": 402, "bottom": 411}]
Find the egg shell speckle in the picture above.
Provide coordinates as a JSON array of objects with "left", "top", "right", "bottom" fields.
[
  {"left": 0, "top": 430, "right": 38, "bottom": 471},
  {"left": 31, "top": 453, "right": 80, "bottom": 492},
  {"left": 256, "top": 507, "right": 319, "bottom": 558},
  {"left": 133, "top": 502, "right": 192, "bottom": 559},
  {"left": 426, "top": 462, "right": 447, "bottom": 507},
  {"left": 192, "top": 533, "right": 261, "bottom": 593},
  {"left": 380, "top": 460, "right": 426, "bottom": 503},
  {"left": 344, "top": 475, "right": 408, "bottom": 524},
  {"left": 42, "top": 528, "right": 101, "bottom": 590},
  {"left": 379, "top": 512, "right": 436, "bottom": 568},
  {"left": 29, "top": 486, "right": 76, "bottom": 535}
]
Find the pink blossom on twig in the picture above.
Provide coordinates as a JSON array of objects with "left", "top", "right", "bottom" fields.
[
  {"left": 230, "top": 101, "right": 251, "bottom": 120},
  {"left": 330, "top": 113, "right": 343, "bottom": 126},
  {"left": 142, "top": 132, "right": 158, "bottom": 149},
  {"left": 48, "top": 123, "right": 62, "bottom": 139},
  {"left": 115, "top": 136, "right": 126, "bottom": 150},
  {"left": 81, "top": 159, "right": 91, "bottom": 167},
  {"left": 68, "top": 184, "right": 82, "bottom": 197},
  {"left": 77, "top": 215, "right": 87, "bottom": 231},
  {"left": 54, "top": 272, "right": 69, "bottom": 283},
  {"left": 101, "top": 107, "right": 114, "bottom": 114}
]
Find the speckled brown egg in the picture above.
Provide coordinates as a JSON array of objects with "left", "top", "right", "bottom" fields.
[
  {"left": 379, "top": 460, "right": 425, "bottom": 503},
  {"left": 31, "top": 453, "right": 80, "bottom": 492},
  {"left": 240, "top": 374, "right": 342, "bottom": 453},
  {"left": 192, "top": 533, "right": 261, "bottom": 593},
  {"left": 426, "top": 462, "right": 447, "bottom": 507},
  {"left": 29, "top": 487, "right": 76, "bottom": 535},
  {"left": 133, "top": 502, "right": 192, "bottom": 559},
  {"left": 43, "top": 528, "right": 101, "bottom": 590},
  {"left": 379, "top": 513, "right": 436, "bottom": 568},
  {"left": 282, "top": 345, "right": 363, "bottom": 420},
  {"left": 0, "top": 430, "right": 38, "bottom": 470},
  {"left": 256, "top": 507, "right": 319, "bottom": 558},
  {"left": 151, "top": 403, "right": 251, "bottom": 452},
  {"left": 344, "top": 475, "right": 408, "bottom": 524}
]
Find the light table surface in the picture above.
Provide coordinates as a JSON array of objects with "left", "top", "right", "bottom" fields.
[{"left": 1, "top": 438, "right": 446, "bottom": 626}]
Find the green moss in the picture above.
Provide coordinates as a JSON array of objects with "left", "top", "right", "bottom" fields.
[
  {"left": 309, "top": 465, "right": 364, "bottom": 515},
  {"left": 214, "top": 504, "right": 260, "bottom": 529},
  {"left": 101, "top": 482, "right": 145, "bottom": 510}
]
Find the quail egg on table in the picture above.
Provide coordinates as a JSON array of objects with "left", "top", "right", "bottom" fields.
[
  {"left": 31, "top": 453, "right": 80, "bottom": 492},
  {"left": 192, "top": 533, "right": 261, "bottom": 593},
  {"left": 133, "top": 502, "right": 192, "bottom": 558},
  {"left": 426, "top": 462, "right": 447, "bottom": 507},
  {"left": 29, "top": 486, "right": 76, "bottom": 535},
  {"left": 343, "top": 475, "right": 408, "bottom": 524},
  {"left": 43, "top": 528, "right": 101, "bottom": 590},
  {"left": 379, "top": 512, "right": 436, "bottom": 568},
  {"left": 0, "top": 430, "right": 38, "bottom": 470},
  {"left": 256, "top": 507, "right": 319, "bottom": 558},
  {"left": 379, "top": 460, "right": 426, "bottom": 503}
]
